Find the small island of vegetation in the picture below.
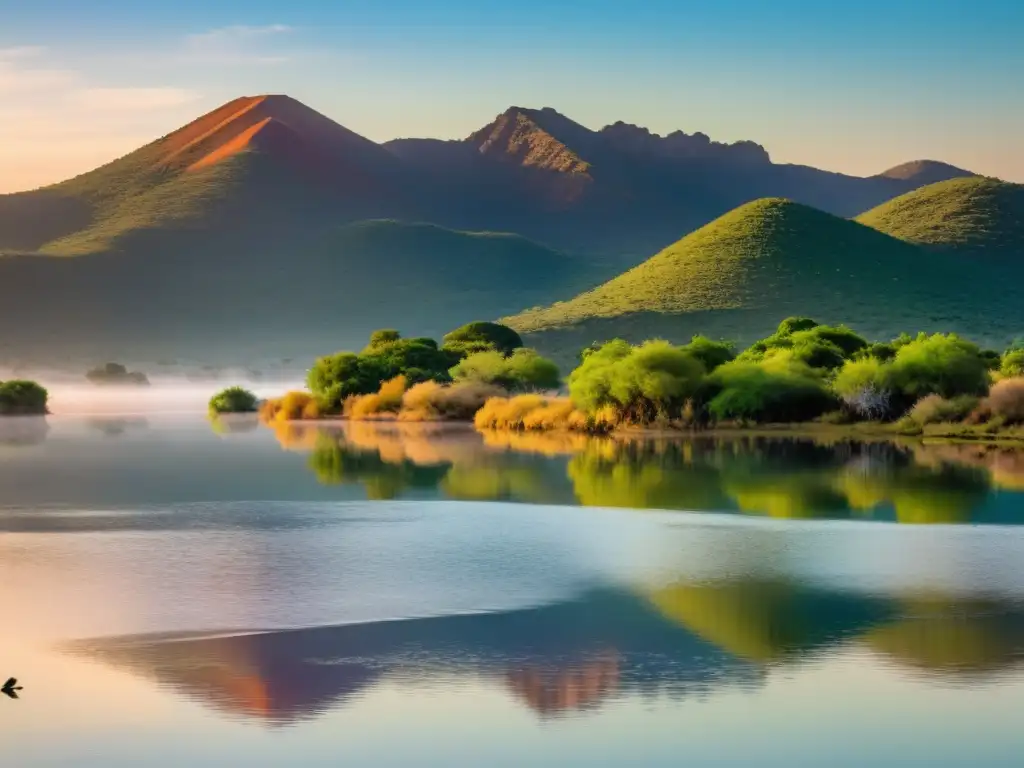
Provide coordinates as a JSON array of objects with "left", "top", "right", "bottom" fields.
[
  {"left": 208, "top": 386, "right": 259, "bottom": 416},
  {"left": 86, "top": 362, "right": 150, "bottom": 387},
  {"left": 0, "top": 379, "right": 49, "bottom": 416},
  {"left": 254, "top": 317, "right": 1024, "bottom": 442}
]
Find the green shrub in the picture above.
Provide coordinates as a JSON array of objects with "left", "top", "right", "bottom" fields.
[
  {"left": 567, "top": 339, "right": 634, "bottom": 413},
  {"left": 782, "top": 338, "right": 846, "bottom": 370},
  {"left": 308, "top": 335, "right": 456, "bottom": 411},
  {"left": 567, "top": 339, "right": 705, "bottom": 424},
  {"left": 366, "top": 329, "right": 402, "bottom": 349},
  {"left": 0, "top": 380, "right": 49, "bottom": 415},
  {"left": 208, "top": 386, "right": 259, "bottom": 415},
  {"left": 450, "top": 348, "right": 560, "bottom": 392},
  {"left": 856, "top": 342, "right": 898, "bottom": 362},
  {"left": 887, "top": 333, "right": 990, "bottom": 401},
  {"left": 1001, "top": 350, "right": 1024, "bottom": 378},
  {"left": 776, "top": 317, "right": 820, "bottom": 336},
  {"left": 682, "top": 335, "right": 735, "bottom": 372},
  {"left": 738, "top": 324, "right": 866, "bottom": 370},
  {"left": 792, "top": 325, "right": 868, "bottom": 357},
  {"left": 442, "top": 322, "right": 523, "bottom": 356},
  {"left": 705, "top": 360, "right": 836, "bottom": 423},
  {"left": 980, "top": 349, "right": 1003, "bottom": 371}
]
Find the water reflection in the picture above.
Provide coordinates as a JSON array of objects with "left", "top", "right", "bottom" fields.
[
  {"left": 70, "top": 581, "right": 1024, "bottom": 725},
  {"left": 271, "top": 423, "right": 1024, "bottom": 524},
  {"left": 68, "top": 589, "right": 762, "bottom": 724},
  {"left": 87, "top": 417, "right": 149, "bottom": 437},
  {"left": 0, "top": 416, "right": 49, "bottom": 446}
]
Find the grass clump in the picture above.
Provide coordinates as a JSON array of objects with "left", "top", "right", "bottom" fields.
[
  {"left": 906, "top": 394, "right": 980, "bottom": 427},
  {"left": 977, "top": 378, "right": 1024, "bottom": 425}
]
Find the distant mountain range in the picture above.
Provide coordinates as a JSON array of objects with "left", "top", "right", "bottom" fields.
[{"left": 0, "top": 94, "right": 1013, "bottom": 365}]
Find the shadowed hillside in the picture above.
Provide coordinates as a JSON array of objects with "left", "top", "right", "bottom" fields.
[{"left": 0, "top": 220, "right": 580, "bottom": 365}]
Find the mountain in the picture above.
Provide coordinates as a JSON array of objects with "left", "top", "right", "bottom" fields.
[
  {"left": 0, "top": 220, "right": 581, "bottom": 366},
  {"left": 1, "top": 98, "right": 980, "bottom": 260},
  {"left": 0, "top": 95, "right": 409, "bottom": 257},
  {"left": 386, "top": 105, "right": 977, "bottom": 255},
  {"left": 504, "top": 197, "right": 1024, "bottom": 358},
  {"left": 0, "top": 96, "right": 991, "bottom": 365},
  {"left": 856, "top": 176, "right": 1024, "bottom": 252},
  {"left": 875, "top": 160, "right": 976, "bottom": 186}
]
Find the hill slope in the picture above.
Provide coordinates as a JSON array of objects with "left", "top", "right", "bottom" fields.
[
  {"left": 505, "top": 198, "right": 1024, "bottom": 355},
  {"left": 855, "top": 177, "right": 1024, "bottom": 252},
  {"left": 0, "top": 220, "right": 581, "bottom": 366}
]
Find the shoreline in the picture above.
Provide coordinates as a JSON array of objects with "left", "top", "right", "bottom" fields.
[{"left": 261, "top": 415, "right": 1024, "bottom": 446}]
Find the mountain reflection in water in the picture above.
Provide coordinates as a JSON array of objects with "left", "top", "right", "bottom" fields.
[
  {"left": 69, "top": 580, "right": 1024, "bottom": 726},
  {"left": 267, "top": 422, "right": 1024, "bottom": 524}
]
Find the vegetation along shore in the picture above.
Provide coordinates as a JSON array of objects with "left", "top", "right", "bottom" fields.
[{"left": 217, "top": 316, "right": 1024, "bottom": 442}]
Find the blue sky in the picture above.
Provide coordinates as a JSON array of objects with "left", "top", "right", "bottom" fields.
[{"left": 1, "top": 0, "right": 1022, "bottom": 191}]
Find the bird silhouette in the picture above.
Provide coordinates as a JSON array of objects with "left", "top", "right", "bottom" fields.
[{"left": 2, "top": 677, "right": 22, "bottom": 699}]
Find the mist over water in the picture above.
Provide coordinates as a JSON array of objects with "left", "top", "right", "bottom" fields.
[{"left": 3, "top": 371, "right": 306, "bottom": 415}]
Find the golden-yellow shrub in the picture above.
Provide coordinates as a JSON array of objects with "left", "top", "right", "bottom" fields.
[
  {"left": 399, "top": 380, "right": 504, "bottom": 421},
  {"left": 473, "top": 395, "right": 595, "bottom": 432},
  {"left": 259, "top": 391, "right": 321, "bottom": 422},
  {"left": 347, "top": 376, "right": 407, "bottom": 420}
]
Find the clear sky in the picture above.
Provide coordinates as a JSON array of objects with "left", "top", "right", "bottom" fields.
[{"left": 1, "top": 0, "right": 1022, "bottom": 192}]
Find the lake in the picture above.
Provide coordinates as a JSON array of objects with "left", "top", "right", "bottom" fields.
[{"left": 3, "top": 415, "right": 1024, "bottom": 766}]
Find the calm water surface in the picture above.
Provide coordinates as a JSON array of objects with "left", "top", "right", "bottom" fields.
[{"left": 3, "top": 416, "right": 1024, "bottom": 766}]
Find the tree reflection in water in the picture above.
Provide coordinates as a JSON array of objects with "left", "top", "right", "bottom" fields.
[{"left": 268, "top": 422, "right": 1024, "bottom": 524}]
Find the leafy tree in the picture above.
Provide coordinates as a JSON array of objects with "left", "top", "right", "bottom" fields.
[
  {"left": 1001, "top": 349, "right": 1024, "bottom": 378},
  {"left": 567, "top": 339, "right": 634, "bottom": 413},
  {"left": 793, "top": 325, "right": 868, "bottom": 357},
  {"left": 980, "top": 349, "right": 1003, "bottom": 371},
  {"left": 450, "top": 349, "right": 560, "bottom": 392},
  {"left": 856, "top": 342, "right": 898, "bottom": 362},
  {"left": 776, "top": 316, "right": 820, "bottom": 336},
  {"left": 442, "top": 322, "right": 523, "bottom": 356},
  {"left": 682, "top": 335, "right": 735, "bottom": 372},
  {"left": 887, "top": 333, "right": 990, "bottom": 401},
  {"left": 704, "top": 360, "right": 835, "bottom": 423},
  {"left": 568, "top": 340, "right": 705, "bottom": 423},
  {"left": 366, "top": 329, "right": 402, "bottom": 349}
]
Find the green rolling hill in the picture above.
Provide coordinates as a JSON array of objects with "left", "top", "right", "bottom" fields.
[
  {"left": 855, "top": 176, "right": 1024, "bottom": 252},
  {"left": 505, "top": 196, "right": 1024, "bottom": 360}
]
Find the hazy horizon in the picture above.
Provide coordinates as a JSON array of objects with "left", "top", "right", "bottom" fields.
[{"left": 3, "top": 0, "right": 1023, "bottom": 192}]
